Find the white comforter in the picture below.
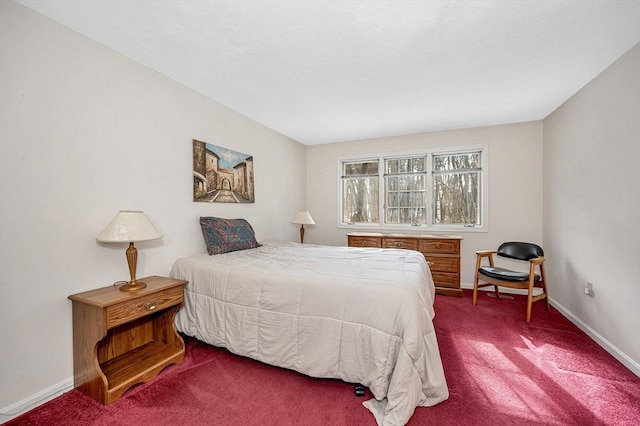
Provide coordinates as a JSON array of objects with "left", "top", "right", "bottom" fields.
[{"left": 171, "top": 242, "right": 448, "bottom": 425}]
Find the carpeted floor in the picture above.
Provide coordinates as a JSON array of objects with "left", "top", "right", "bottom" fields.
[{"left": 6, "top": 290, "right": 640, "bottom": 425}]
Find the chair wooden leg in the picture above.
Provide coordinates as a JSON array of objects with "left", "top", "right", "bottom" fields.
[
  {"left": 525, "top": 266, "right": 536, "bottom": 322},
  {"left": 540, "top": 264, "right": 550, "bottom": 312},
  {"left": 525, "top": 297, "right": 532, "bottom": 322},
  {"left": 473, "top": 274, "right": 479, "bottom": 306},
  {"left": 473, "top": 255, "right": 483, "bottom": 306},
  {"left": 525, "top": 287, "right": 533, "bottom": 322}
]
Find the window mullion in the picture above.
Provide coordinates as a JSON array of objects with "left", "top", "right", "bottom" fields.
[
  {"left": 426, "top": 153, "right": 434, "bottom": 227},
  {"left": 379, "top": 156, "right": 385, "bottom": 224}
]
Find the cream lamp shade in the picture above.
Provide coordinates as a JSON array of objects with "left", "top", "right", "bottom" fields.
[
  {"left": 97, "top": 210, "right": 162, "bottom": 291},
  {"left": 97, "top": 210, "right": 163, "bottom": 243},
  {"left": 290, "top": 210, "right": 315, "bottom": 244}
]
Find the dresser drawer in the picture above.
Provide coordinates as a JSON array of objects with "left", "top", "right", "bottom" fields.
[
  {"left": 347, "top": 232, "right": 462, "bottom": 297},
  {"left": 348, "top": 236, "right": 381, "bottom": 248},
  {"left": 418, "top": 239, "right": 459, "bottom": 255},
  {"left": 431, "top": 272, "right": 460, "bottom": 289},
  {"left": 424, "top": 256, "right": 459, "bottom": 273},
  {"left": 382, "top": 238, "right": 418, "bottom": 250},
  {"left": 106, "top": 286, "right": 183, "bottom": 329}
]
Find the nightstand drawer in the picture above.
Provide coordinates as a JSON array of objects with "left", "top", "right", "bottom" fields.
[
  {"left": 382, "top": 238, "right": 418, "bottom": 250},
  {"left": 431, "top": 272, "right": 460, "bottom": 288},
  {"left": 348, "top": 236, "right": 381, "bottom": 248},
  {"left": 425, "top": 256, "right": 459, "bottom": 273},
  {"left": 107, "top": 286, "right": 183, "bottom": 329},
  {"left": 418, "top": 239, "right": 459, "bottom": 255}
]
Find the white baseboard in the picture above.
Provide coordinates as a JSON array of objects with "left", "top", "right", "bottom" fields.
[
  {"left": 549, "top": 298, "right": 640, "bottom": 377},
  {"left": 0, "top": 377, "right": 73, "bottom": 424},
  {"left": 461, "top": 282, "right": 640, "bottom": 377}
]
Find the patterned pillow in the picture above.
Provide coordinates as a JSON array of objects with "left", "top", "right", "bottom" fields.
[{"left": 200, "top": 217, "right": 261, "bottom": 255}]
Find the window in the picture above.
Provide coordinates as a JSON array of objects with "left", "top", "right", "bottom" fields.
[
  {"left": 384, "top": 156, "right": 426, "bottom": 225},
  {"left": 339, "top": 146, "right": 486, "bottom": 231},
  {"left": 341, "top": 159, "right": 379, "bottom": 224},
  {"left": 432, "top": 151, "right": 482, "bottom": 226}
]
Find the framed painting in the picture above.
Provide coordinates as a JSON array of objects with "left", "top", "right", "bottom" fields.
[{"left": 193, "top": 140, "right": 255, "bottom": 203}]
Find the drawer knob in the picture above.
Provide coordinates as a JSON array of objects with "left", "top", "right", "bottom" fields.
[{"left": 144, "top": 301, "right": 158, "bottom": 311}]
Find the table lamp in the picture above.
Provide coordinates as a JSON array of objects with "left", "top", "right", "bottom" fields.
[
  {"left": 290, "top": 210, "right": 315, "bottom": 244},
  {"left": 96, "top": 210, "right": 162, "bottom": 291}
]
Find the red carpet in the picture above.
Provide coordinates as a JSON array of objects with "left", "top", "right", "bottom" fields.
[{"left": 7, "top": 290, "right": 640, "bottom": 425}]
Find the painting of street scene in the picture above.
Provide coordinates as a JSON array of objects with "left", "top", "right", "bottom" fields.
[{"left": 193, "top": 140, "right": 255, "bottom": 203}]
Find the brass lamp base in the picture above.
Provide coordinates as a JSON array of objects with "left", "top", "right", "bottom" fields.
[
  {"left": 119, "top": 280, "right": 147, "bottom": 292},
  {"left": 119, "top": 242, "right": 147, "bottom": 292}
]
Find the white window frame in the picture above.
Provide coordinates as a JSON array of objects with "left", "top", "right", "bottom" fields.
[{"left": 337, "top": 145, "right": 488, "bottom": 233}]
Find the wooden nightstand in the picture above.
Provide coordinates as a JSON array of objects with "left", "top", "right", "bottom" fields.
[{"left": 68, "top": 275, "right": 187, "bottom": 404}]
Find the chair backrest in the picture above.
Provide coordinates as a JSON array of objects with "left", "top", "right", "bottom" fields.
[{"left": 497, "top": 242, "right": 544, "bottom": 261}]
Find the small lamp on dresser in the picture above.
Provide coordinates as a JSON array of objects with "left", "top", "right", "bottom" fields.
[
  {"left": 96, "top": 210, "right": 162, "bottom": 291},
  {"left": 290, "top": 210, "right": 315, "bottom": 244}
]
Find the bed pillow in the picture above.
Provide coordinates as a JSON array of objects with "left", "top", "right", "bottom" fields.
[{"left": 200, "top": 217, "right": 261, "bottom": 255}]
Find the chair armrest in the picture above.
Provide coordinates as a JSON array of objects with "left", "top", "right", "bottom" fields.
[
  {"left": 475, "top": 250, "right": 497, "bottom": 269},
  {"left": 530, "top": 256, "right": 545, "bottom": 265},
  {"left": 476, "top": 250, "right": 497, "bottom": 257}
]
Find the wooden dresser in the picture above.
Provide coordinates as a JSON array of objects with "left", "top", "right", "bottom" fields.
[{"left": 347, "top": 232, "right": 463, "bottom": 297}]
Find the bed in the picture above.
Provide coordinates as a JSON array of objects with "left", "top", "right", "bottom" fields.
[{"left": 170, "top": 218, "right": 449, "bottom": 426}]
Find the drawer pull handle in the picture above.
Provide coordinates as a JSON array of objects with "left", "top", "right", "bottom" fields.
[{"left": 144, "top": 301, "right": 158, "bottom": 311}]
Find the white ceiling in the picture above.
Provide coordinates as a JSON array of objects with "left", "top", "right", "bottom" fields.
[{"left": 16, "top": 0, "right": 640, "bottom": 145}]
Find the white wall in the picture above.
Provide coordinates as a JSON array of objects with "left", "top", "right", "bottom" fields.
[
  {"left": 543, "top": 43, "right": 640, "bottom": 373},
  {"left": 0, "top": 1, "right": 306, "bottom": 419},
  {"left": 305, "top": 121, "right": 544, "bottom": 286}
]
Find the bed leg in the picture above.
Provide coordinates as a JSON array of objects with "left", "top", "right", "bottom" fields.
[{"left": 354, "top": 384, "right": 365, "bottom": 397}]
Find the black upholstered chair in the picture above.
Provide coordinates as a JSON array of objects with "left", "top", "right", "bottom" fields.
[{"left": 473, "top": 242, "right": 549, "bottom": 322}]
